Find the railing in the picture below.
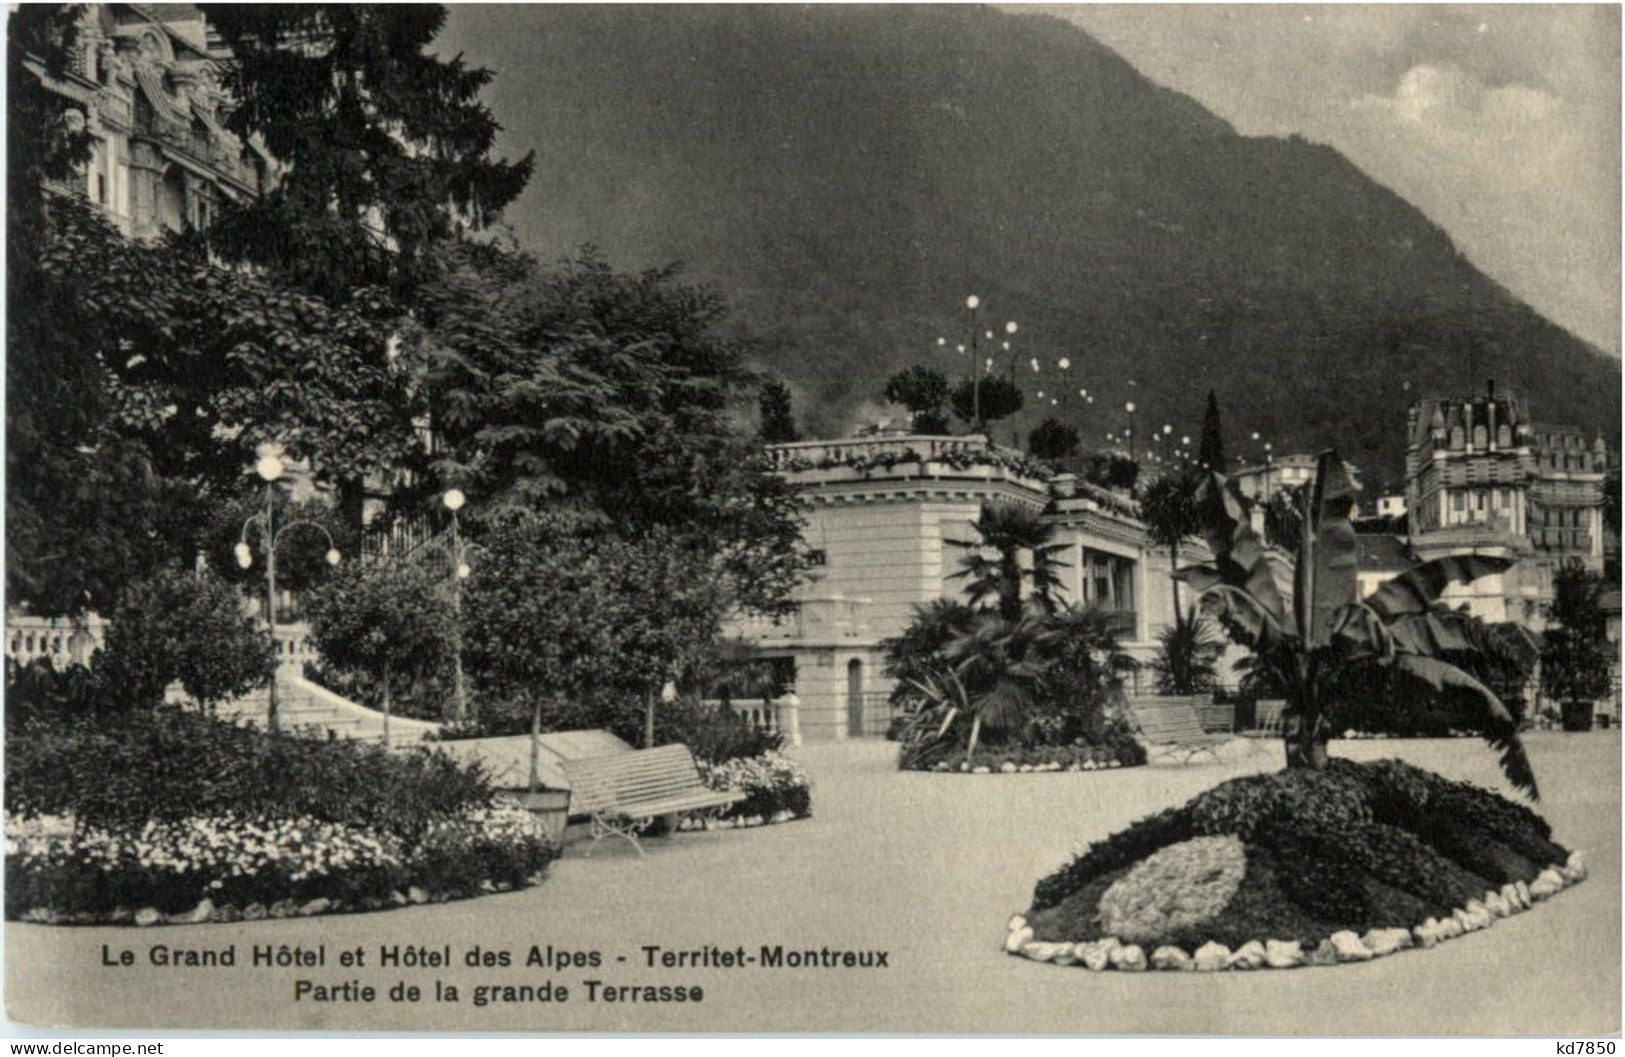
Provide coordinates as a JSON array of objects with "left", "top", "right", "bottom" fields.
[
  {"left": 362, "top": 513, "right": 450, "bottom": 565},
  {"left": 274, "top": 623, "right": 318, "bottom": 672},
  {"left": 5, "top": 614, "right": 108, "bottom": 669},
  {"left": 765, "top": 433, "right": 991, "bottom": 470}
]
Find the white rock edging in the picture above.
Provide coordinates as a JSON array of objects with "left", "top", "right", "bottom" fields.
[{"left": 1003, "top": 850, "right": 1586, "bottom": 972}]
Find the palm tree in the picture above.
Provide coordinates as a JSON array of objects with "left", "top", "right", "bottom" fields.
[
  {"left": 1175, "top": 450, "right": 1538, "bottom": 796},
  {"left": 915, "top": 612, "right": 1055, "bottom": 756},
  {"left": 881, "top": 598, "right": 975, "bottom": 707},
  {"left": 1150, "top": 609, "right": 1226, "bottom": 695},
  {"left": 949, "top": 502, "right": 1069, "bottom": 619}
]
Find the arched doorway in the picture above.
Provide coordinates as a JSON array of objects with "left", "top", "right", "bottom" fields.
[{"left": 846, "top": 658, "right": 864, "bottom": 738}]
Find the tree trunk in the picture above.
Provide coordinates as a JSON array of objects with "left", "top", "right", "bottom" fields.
[
  {"left": 381, "top": 660, "right": 392, "bottom": 749},
  {"left": 1281, "top": 709, "right": 1327, "bottom": 769},
  {"left": 1170, "top": 540, "right": 1182, "bottom": 632},
  {"left": 529, "top": 699, "right": 542, "bottom": 792},
  {"left": 644, "top": 691, "right": 656, "bottom": 749}
]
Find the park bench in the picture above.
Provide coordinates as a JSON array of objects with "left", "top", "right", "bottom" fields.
[
  {"left": 1129, "top": 696, "right": 1233, "bottom": 764},
  {"left": 560, "top": 744, "right": 745, "bottom": 857}
]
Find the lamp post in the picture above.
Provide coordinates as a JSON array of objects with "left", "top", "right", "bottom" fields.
[
  {"left": 1124, "top": 401, "right": 1137, "bottom": 460},
  {"left": 1263, "top": 441, "right": 1275, "bottom": 506},
  {"left": 965, "top": 295, "right": 982, "bottom": 431},
  {"left": 442, "top": 488, "right": 472, "bottom": 723},
  {"left": 237, "top": 444, "right": 341, "bottom": 733}
]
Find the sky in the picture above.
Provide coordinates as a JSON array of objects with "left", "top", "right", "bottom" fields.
[
  {"left": 439, "top": 3, "right": 1620, "bottom": 356},
  {"left": 1035, "top": 4, "right": 1621, "bottom": 355}
]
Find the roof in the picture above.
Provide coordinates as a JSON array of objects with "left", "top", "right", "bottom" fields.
[{"left": 1355, "top": 534, "right": 1413, "bottom": 571}]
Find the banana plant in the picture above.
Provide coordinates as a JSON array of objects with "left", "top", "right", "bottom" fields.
[{"left": 1174, "top": 450, "right": 1538, "bottom": 797}]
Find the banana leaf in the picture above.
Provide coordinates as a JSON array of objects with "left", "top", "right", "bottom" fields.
[
  {"left": 1295, "top": 451, "right": 1359, "bottom": 648},
  {"left": 1390, "top": 654, "right": 1538, "bottom": 799},
  {"left": 1364, "top": 555, "right": 1516, "bottom": 621}
]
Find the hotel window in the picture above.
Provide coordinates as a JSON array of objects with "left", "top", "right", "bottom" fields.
[{"left": 1472, "top": 425, "right": 1488, "bottom": 449}]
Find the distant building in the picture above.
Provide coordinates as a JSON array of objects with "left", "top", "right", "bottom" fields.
[
  {"left": 24, "top": 5, "right": 276, "bottom": 240},
  {"left": 723, "top": 434, "right": 1205, "bottom": 740},
  {"left": 1375, "top": 494, "right": 1407, "bottom": 519},
  {"left": 1403, "top": 382, "right": 1611, "bottom": 626}
]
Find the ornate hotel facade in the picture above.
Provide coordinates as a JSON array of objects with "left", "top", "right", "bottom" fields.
[
  {"left": 25, "top": 4, "right": 274, "bottom": 240},
  {"left": 1403, "top": 384, "right": 1615, "bottom": 627}
]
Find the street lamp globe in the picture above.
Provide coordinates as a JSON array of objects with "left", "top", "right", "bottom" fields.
[
  {"left": 1125, "top": 401, "right": 1136, "bottom": 414},
  {"left": 660, "top": 680, "right": 679, "bottom": 704},
  {"left": 966, "top": 295, "right": 980, "bottom": 310},
  {"left": 1057, "top": 357, "right": 1070, "bottom": 370},
  {"left": 937, "top": 337, "right": 946, "bottom": 346},
  {"left": 442, "top": 488, "right": 466, "bottom": 512},
  {"left": 1005, "top": 321, "right": 1018, "bottom": 335},
  {"left": 325, "top": 548, "right": 342, "bottom": 567},
  {"left": 1251, "top": 431, "right": 1261, "bottom": 441},
  {"left": 985, "top": 330, "right": 994, "bottom": 340},
  {"left": 1182, "top": 435, "right": 1191, "bottom": 445},
  {"left": 457, "top": 562, "right": 472, "bottom": 580},
  {"left": 234, "top": 542, "right": 253, "bottom": 569},
  {"left": 254, "top": 451, "right": 285, "bottom": 483},
  {"left": 1162, "top": 424, "right": 1172, "bottom": 435}
]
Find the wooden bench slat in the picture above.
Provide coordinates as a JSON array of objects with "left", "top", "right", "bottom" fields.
[{"left": 560, "top": 742, "right": 749, "bottom": 857}]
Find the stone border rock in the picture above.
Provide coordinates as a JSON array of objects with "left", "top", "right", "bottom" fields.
[
  {"left": 911, "top": 758, "right": 1139, "bottom": 775},
  {"left": 13, "top": 870, "right": 555, "bottom": 928},
  {"left": 676, "top": 809, "right": 807, "bottom": 832},
  {"left": 1003, "top": 851, "right": 1587, "bottom": 971}
]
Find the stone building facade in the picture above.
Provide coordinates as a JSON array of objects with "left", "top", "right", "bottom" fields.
[
  {"left": 1403, "top": 384, "right": 1613, "bottom": 626},
  {"left": 725, "top": 434, "right": 1203, "bottom": 740},
  {"left": 26, "top": 4, "right": 272, "bottom": 240}
]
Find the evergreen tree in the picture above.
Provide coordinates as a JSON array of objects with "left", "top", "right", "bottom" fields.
[
  {"left": 1027, "top": 418, "right": 1080, "bottom": 462},
  {"left": 758, "top": 380, "right": 799, "bottom": 443},
  {"left": 884, "top": 366, "right": 950, "bottom": 433},
  {"left": 1199, "top": 390, "right": 1226, "bottom": 470}
]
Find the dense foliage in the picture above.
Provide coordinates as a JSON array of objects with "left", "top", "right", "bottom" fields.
[
  {"left": 884, "top": 366, "right": 951, "bottom": 433},
  {"left": 1028, "top": 417, "right": 1081, "bottom": 462},
  {"left": 202, "top": 4, "right": 533, "bottom": 299},
  {"left": 459, "top": 514, "right": 734, "bottom": 744},
  {"left": 1540, "top": 562, "right": 1614, "bottom": 730},
  {"left": 407, "top": 246, "right": 811, "bottom": 618},
  {"left": 1024, "top": 758, "right": 1571, "bottom": 952},
  {"left": 758, "top": 380, "right": 800, "bottom": 442},
  {"left": 1177, "top": 452, "right": 1537, "bottom": 794},
  {"left": 305, "top": 562, "right": 457, "bottom": 726},
  {"left": 96, "top": 569, "right": 275, "bottom": 712}
]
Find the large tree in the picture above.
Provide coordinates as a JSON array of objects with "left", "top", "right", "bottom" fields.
[
  {"left": 884, "top": 366, "right": 950, "bottom": 434},
  {"left": 202, "top": 4, "right": 534, "bottom": 299},
  {"left": 409, "top": 245, "right": 810, "bottom": 617},
  {"left": 1199, "top": 390, "right": 1226, "bottom": 470}
]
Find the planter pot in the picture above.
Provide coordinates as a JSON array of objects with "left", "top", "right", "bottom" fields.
[
  {"left": 1560, "top": 700, "right": 1595, "bottom": 732},
  {"left": 515, "top": 788, "right": 572, "bottom": 842}
]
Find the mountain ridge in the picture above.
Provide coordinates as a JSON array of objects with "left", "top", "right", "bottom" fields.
[{"left": 449, "top": 4, "right": 1619, "bottom": 488}]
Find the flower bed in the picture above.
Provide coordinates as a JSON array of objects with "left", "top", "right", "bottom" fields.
[
  {"left": 7, "top": 799, "right": 557, "bottom": 926},
  {"left": 679, "top": 751, "right": 812, "bottom": 831},
  {"left": 6, "top": 706, "right": 559, "bottom": 925},
  {"left": 903, "top": 738, "right": 1145, "bottom": 774},
  {"left": 1004, "top": 759, "right": 1586, "bottom": 971}
]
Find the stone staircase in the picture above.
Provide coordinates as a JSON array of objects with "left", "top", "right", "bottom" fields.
[{"left": 214, "top": 672, "right": 441, "bottom": 746}]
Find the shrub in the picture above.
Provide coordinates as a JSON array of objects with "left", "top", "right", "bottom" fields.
[
  {"left": 6, "top": 707, "right": 495, "bottom": 841},
  {"left": 659, "top": 697, "right": 783, "bottom": 763},
  {"left": 99, "top": 567, "right": 274, "bottom": 710},
  {"left": 1186, "top": 765, "right": 1373, "bottom": 842},
  {"left": 1032, "top": 807, "right": 1196, "bottom": 912},
  {"left": 700, "top": 751, "right": 811, "bottom": 821},
  {"left": 305, "top": 562, "right": 455, "bottom": 722},
  {"left": 4, "top": 658, "right": 109, "bottom": 726}
]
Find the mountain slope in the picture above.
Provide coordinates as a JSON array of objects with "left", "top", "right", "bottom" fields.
[{"left": 456, "top": 4, "right": 1619, "bottom": 487}]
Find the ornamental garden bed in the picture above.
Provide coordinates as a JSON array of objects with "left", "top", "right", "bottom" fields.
[
  {"left": 1003, "top": 758, "right": 1585, "bottom": 971},
  {"left": 678, "top": 750, "right": 813, "bottom": 830},
  {"left": 5, "top": 706, "right": 559, "bottom": 926}
]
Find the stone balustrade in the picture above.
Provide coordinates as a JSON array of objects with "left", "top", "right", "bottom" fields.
[
  {"left": 5, "top": 614, "right": 108, "bottom": 669},
  {"left": 764, "top": 433, "right": 995, "bottom": 471}
]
